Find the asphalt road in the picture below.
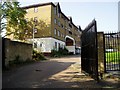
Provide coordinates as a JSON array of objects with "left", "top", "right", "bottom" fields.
[
  {"left": 2, "top": 55, "right": 120, "bottom": 89},
  {"left": 2, "top": 55, "right": 81, "bottom": 88}
]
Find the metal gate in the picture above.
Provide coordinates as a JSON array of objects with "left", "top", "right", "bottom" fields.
[
  {"left": 104, "top": 32, "right": 120, "bottom": 71},
  {"left": 81, "top": 20, "right": 99, "bottom": 81}
]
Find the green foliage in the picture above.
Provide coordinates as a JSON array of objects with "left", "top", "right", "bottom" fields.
[
  {"left": 51, "top": 47, "right": 69, "bottom": 57},
  {"left": 24, "top": 18, "right": 48, "bottom": 39},
  {"left": 1, "top": 1, "right": 27, "bottom": 40},
  {"left": 32, "top": 50, "right": 47, "bottom": 61},
  {"left": 106, "top": 52, "right": 120, "bottom": 63}
]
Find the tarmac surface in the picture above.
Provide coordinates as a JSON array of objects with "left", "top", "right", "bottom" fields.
[{"left": 2, "top": 55, "right": 120, "bottom": 89}]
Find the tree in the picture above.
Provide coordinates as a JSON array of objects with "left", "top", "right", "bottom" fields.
[
  {"left": 0, "top": 1, "right": 27, "bottom": 40},
  {"left": 24, "top": 18, "right": 48, "bottom": 40}
]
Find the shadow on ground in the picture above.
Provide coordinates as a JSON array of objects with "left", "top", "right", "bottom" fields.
[
  {"left": 2, "top": 56, "right": 120, "bottom": 89},
  {"left": 2, "top": 60, "right": 75, "bottom": 88}
]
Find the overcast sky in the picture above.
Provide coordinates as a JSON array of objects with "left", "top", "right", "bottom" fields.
[{"left": 18, "top": 0, "right": 119, "bottom": 33}]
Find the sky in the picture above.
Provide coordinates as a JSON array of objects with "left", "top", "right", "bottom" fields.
[{"left": 18, "top": 0, "right": 119, "bottom": 33}]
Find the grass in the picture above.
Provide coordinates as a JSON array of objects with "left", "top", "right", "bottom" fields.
[{"left": 106, "top": 52, "right": 120, "bottom": 63}]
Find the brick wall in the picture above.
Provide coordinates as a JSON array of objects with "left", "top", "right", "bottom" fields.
[
  {"left": 2, "top": 38, "right": 32, "bottom": 66},
  {"left": 97, "top": 32, "right": 105, "bottom": 73}
]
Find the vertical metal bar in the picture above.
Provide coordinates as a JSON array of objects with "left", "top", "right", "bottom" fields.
[
  {"left": 117, "top": 33, "right": 119, "bottom": 70},
  {"left": 116, "top": 33, "right": 118, "bottom": 70},
  {"left": 103, "top": 34, "right": 106, "bottom": 73},
  {"left": 113, "top": 32, "right": 115, "bottom": 70},
  {"left": 109, "top": 32, "right": 111, "bottom": 70},
  {"left": 110, "top": 32, "right": 112, "bottom": 70},
  {"left": 115, "top": 33, "right": 118, "bottom": 70},
  {"left": 106, "top": 34, "right": 108, "bottom": 71},
  {"left": 106, "top": 33, "right": 108, "bottom": 71},
  {"left": 110, "top": 32, "right": 113, "bottom": 71},
  {"left": 95, "top": 21, "right": 99, "bottom": 81},
  {"left": 115, "top": 33, "right": 116, "bottom": 70},
  {"left": 107, "top": 33, "right": 109, "bottom": 71}
]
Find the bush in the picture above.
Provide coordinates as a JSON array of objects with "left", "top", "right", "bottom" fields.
[
  {"left": 32, "top": 50, "right": 47, "bottom": 61},
  {"left": 51, "top": 47, "right": 69, "bottom": 57}
]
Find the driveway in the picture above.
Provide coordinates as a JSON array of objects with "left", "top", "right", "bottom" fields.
[{"left": 2, "top": 55, "right": 120, "bottom": 88}]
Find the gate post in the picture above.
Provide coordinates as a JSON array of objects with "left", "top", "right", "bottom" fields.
[{"left": 97, "top": 32, "right": 105, "bottom": 78}]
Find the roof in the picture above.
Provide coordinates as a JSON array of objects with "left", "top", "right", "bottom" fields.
[
  {"left": 21, "top": 2, "right": 79, "bottom": 29},
  {"left": 22, "top": 2, "right": 54, "bottom": 9}
]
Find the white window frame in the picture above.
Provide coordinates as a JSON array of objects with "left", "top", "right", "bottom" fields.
[
  {"left": 54, "top": 7, "right": 57, "bottom": 15},
  {"left": 58, "top": 21, "right": 60, "bottom": 26},
  {"left": 54, "top": 18, "right": 57, "bottom": 24},
  {"left": 58, "top": 30, "right": 60, "bottom": 36},
  {"left": 34, "top": 28, "right": 38, "bottom": 34},
  {"left": 54, "top": 28, "right": 57, "bottom": 35},
  {"left": 61, "top": 33, "right": 62, "bottom": 37}
]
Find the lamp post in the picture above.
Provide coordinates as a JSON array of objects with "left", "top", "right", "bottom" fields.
[{"left": 33, "top": 22, "right": 35, "bottom": 49}]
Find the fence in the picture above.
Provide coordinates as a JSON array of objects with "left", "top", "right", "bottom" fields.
[{"left": 104, "top": 32, "right": 120, "bottom": 71}]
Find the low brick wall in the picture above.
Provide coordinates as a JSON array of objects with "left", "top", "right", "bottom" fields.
[{"left": 2, "top": 38, "right": 32, "bottom": 66}]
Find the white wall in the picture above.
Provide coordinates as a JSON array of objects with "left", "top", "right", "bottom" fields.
[
  {"left": 66, "top": 46, "right": 75, "bottom": 54},
  {"left": 51, "top": 38, "right": 65, "bottom": 51},
  {"left": 27, "top": 37, "right": 65, "bottom": 53}
]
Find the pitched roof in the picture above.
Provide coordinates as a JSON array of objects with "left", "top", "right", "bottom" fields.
[
  {"left": 22, "top": 2, "right": 54, "bottom": 9},
  {"left": 21, "top": 2, "right": 79, "bottom": 29}
]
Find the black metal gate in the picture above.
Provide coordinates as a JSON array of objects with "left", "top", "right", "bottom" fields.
[
  {"left": 104, "top": 32, "right": 120, "bottom": 71},
  {"left": 81, "top": 20, "right": 99, "bottom": 81},
  {"left": 2, "top": 38, "right": 5, "bottom": 69}
]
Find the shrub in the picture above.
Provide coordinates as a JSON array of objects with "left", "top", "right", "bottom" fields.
[
  {"left": 62, "top": 47, "right": 69, "bottom": 55},
  {"left": 32, "top": 50, "right": 47, "bottom": 61},
  {"left": 51, "top": 47, "right": 69, "bottom": 57}
]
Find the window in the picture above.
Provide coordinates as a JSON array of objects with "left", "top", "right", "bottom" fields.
[
  {"left": 54, "top": 7, "right": 57, "bottom": 15},
  {"left": 68, "top": 28, "right": 71, "bottom": 31},
  {"left": 58, "top": 13, "right": 60, "bottom": 18},
  {"left": 58, "top": 43, "right": 60, "bottom": 48},
  {"left": 34, "top": 28, "right": 38, "bottom": 34},
  {"left": 69, "top": 23, "right": 72, "bottom": 28},
  {"left": 54, "top": 18, "right": 57, "bottom": 24},
  {"left": 25, "top": 29, "right": 28, "bottom": 34},
  {"left": 63, "top": 34, "right": 64, "bottom": 38},
  {"left": 34, "top": 7, "right": 38, "bottom": 12},
  {"left": 61, "top": 33, "right": 62, "bottom": 37},
  {"left": 40, "top": 43, "right": 42, "bottom": 47},
  {"left": 58, "top": 21, "right": 60, "bottom": 26},
  {"left": 34, "top": 42, "right": 37, "bottom": 48},
  {"left": 34, "top": 17, "right": 37, "bottom": 22},
  {"left": 58, "top": 30, "right": 60, "bottom": 36},
  {"left": 61, "top": 24, "right": 64, "bottom": 28},
  {"left": 54, "top": 28, "right": 57, "bottom": 35},
  {"left": 34, "top": 17, "right": 38, "bottom": 25},
  {"left": 61, "top": 44, "right": 64, "bottom": 49},
  {"left": 55, "top": 42, "right": 57, "bottom": 49},
  {"left": 69, "top": 31, "right": 72, "bottom": 35}
]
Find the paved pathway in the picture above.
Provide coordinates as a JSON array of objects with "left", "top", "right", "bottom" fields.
[{"left": 2, "top": 55, "right": 120, "bottom": 88}]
